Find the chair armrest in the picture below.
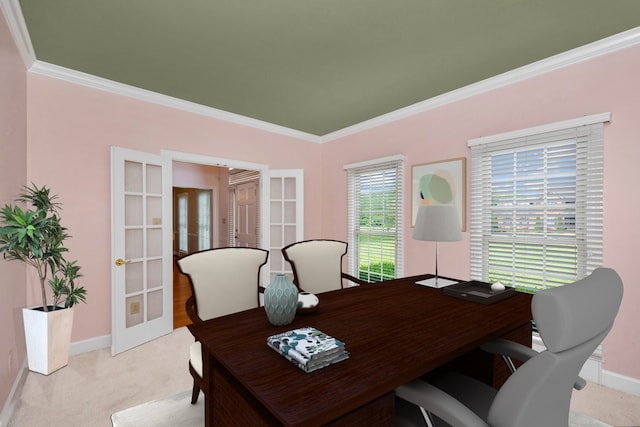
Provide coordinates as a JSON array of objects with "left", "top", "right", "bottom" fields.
[
  {"left": 573, "top": 376, "right": 587, "bottom": 390},
  {"left": 396, "top": 380, "right": 490, "bottom": 427},
  {"left": 185, "top": 295, "right": 203, "bottom": 323},
  {"left": 341, "top": 272, "right": 371, "bottom": 286},
  {"left": 481, "top": 338, "right": 539, "bottom": 363},
  {"left": 481, "top": 338, "right": 586, "bottom": 390}
]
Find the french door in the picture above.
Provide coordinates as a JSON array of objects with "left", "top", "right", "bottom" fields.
[
  {"left": 268, "top": 170, "right": 304, "bottom": 282},
  {"left": 110, "top": 147, "right": 173, "bottom": 355},
  {"left": 112, "top": 148, "right": 303, "bottom": 353}
]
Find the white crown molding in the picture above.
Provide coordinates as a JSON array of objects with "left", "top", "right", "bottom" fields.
[
  {"left": 4, "top": 0, "right": 639, "bottom": 144},
  {"left": 28, "top": 61, "right": 322, "bottom": 143},
  {"left": 0, "top": 0, "right": 35, "bottom": 68},
  {"left": 2, "top": 0, "right": 317, "bottom": 142},
  {"left": 320, "top": 26, "right": 640, "bottom": 143}
]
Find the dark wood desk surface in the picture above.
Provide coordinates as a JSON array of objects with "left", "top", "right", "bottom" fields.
[{"left": 188, "top": 275, "right": 532, "bottom": 426}]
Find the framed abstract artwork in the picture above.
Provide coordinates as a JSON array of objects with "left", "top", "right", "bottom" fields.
[{"left": 411, "top": 157, "right": 466, "bottom": 230}]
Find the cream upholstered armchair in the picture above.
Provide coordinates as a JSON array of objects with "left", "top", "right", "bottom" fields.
[
  {"left": 177, "top": 247, "right": 268, "bottom": 404},
  {"left": 395, "top": 268, "right": 624, "bottom": 427},
  {"left": 281, "top": 239, "right": 369, "bottom": 294}
]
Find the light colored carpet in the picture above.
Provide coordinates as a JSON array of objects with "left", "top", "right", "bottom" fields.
[
  {"left": 111, "top": 390, "right": 611, "bottom": 427},
  {"left": 111, "top": 390, "right": 202, "bottom": 427},
  {"left": 9, "top": 327, "right": 194, "bottom": 427}
]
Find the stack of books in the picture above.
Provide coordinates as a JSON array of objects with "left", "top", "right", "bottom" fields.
[{"left": 266, "top": 326, "right": 349, "bottom": 373}]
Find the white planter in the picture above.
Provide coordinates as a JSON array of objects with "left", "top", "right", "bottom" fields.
[{"left": 22, "top": 306, "right": 74, "bottom": 375}]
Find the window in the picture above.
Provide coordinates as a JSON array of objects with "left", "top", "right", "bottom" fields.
[
  {"left": 469, "top": 113, "right": 609, "bottom": 292},
  {"left": 198, "top": 190, "right": 211, "bottom": 250},
  {"left": 177, "top": 193, "right": 188, "bottom": 253},
  {"left": 345, "top": 155, "right": 404, "bottom": 282}
]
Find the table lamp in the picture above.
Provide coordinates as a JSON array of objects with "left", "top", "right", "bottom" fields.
[{"left": 413, "top": 204, "right": 462, "bottom": 288}]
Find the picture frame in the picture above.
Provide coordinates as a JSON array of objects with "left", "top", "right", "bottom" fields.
[{"left": 411, "top": 157, "right": 466, "bottom": 230}]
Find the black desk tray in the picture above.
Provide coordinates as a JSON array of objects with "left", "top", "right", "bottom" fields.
[{"left": 443, "top": 281, "right": 515, "bottom": 304}]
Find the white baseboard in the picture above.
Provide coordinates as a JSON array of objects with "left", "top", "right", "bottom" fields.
[
  {"left": 602, "top": 370, "right": 640, "bottom": 397},
  {"left": 0, "top": 359, "right": 28, "bottom": 427},
  {"left": 69, "top": 334, "right": 111, "bottom": 356},
  {"left": 0, "top": 335, "right": 110, "bottom": 425}
]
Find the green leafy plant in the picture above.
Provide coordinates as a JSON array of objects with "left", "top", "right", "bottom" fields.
[
  {"left": 0, "top": 184, "right": 86, "bottom": 311},
  {"left": 50, "top": 260, "right": 86, "bottom": 309}
]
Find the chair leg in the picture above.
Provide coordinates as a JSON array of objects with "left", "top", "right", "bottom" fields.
[{"left": 191, "top": 378, "right": 201, "bottom": 404}]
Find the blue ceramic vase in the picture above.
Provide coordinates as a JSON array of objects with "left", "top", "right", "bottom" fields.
[{"left": 264, "top": 274, "right": 298, "bottom": 326}]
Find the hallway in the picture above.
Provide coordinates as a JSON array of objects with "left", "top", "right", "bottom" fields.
[{"left": 173, "top": 256, "right": 192, "bottom": 329}]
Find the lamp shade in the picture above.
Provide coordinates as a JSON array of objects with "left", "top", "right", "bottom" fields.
[{"left": 413, "top": 204, "right": 462, "bottom": 242}]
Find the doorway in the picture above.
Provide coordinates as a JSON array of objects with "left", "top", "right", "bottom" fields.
[
  {"left": 172, "top": 185, "right": 217, "bottom": 329},
  {"left": 112, "top": 148, "right": 303, "bottom": 353},
  {"left": 171, "top": 162, "right": 261, "bottom": 328},
  {"left": 173, "top": 187, "right": 213, "bottom": 255}
]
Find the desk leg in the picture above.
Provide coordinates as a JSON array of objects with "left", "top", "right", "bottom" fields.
[
  {"left": 213, "top": 364, "right": 280, "bottom": 426},
  {"left": 203, "top": 349, "right": 215, "bottom": 426}
]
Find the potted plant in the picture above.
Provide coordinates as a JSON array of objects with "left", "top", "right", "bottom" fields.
[{"left": 0, "top": 184, "right": 87, "bottom": 374}]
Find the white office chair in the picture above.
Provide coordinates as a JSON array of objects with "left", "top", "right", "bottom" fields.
[
  {"left": 281, "top": 239, "right": 369, "bottom": 294},
  {"left": 177, "top": 247, "right": 268, "bottom": 404},
  {"left": 395, "top": 267, "right": 624, "bottom": 427}
]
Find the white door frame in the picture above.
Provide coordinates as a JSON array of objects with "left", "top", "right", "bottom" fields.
[{"left": 162, "top": 150, "right": 271, "bottom": 281}]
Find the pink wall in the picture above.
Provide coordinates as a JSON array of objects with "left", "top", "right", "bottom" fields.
[
  {"left": 4, "top": 20, "right": 638, "bottom": 404},
  {"left": 173, "top": 161, "right": 228, "bottom": 248},
  {"left": 26, "top": 75, "right": 324, "bottom": 342},
  {"left": 173, "top": 161, "right": 224, "bottom": 189},
  {"left": 322, "top": 45, "right": 640, "bottom": 381},
  {"left": 0, "top": 14, "right": 28, "bottom": 409}
]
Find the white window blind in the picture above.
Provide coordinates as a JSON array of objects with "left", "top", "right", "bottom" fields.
[
  {"left": 468, "top": 114, "right": 608, "bottom": 292},
  {"left": 345, "top": 155, "right": 404, "bottom": 282}
]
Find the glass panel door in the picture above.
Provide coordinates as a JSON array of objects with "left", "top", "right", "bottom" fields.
[
  {"left": 111, "top": 147, "right": 172, "bottom": 355},
  {"left": 269, "top": 170, "right": 304, "bottom": 282}
]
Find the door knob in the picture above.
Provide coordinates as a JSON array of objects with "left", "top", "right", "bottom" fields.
[{"left": 115, "top": 258, "right": 131, "bottom": 266}]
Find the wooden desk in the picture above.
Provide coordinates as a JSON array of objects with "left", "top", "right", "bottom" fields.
[{"left": 188, "top": 275, "right": 532, "bottom": 426}]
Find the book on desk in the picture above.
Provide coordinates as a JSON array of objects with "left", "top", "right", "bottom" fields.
[{"left": 267, "top": 326, "right": 349, "bottom": 373}]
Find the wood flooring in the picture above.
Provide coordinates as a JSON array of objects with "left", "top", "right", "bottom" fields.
[{"left": 173, "top": 256, "right": 192, "bottom": 329}]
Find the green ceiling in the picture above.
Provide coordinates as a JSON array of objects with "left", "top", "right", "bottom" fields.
[{"left": 18, "top": 0, "right": 640, "bottom": 136}]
